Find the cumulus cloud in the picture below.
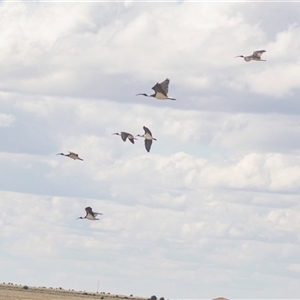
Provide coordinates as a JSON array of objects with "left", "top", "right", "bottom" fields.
[
  {"left": 1, "top": 186, "right": 300, "bottom": 297},
  {"left": 1, "top": 2, "right": 300, "bottom": 299},
  {"left": 0, "top": 2, "right": 279, "bottom": 104}
]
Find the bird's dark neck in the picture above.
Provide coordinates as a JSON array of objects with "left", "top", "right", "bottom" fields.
[{"left": 143, "top": 93, "right": 154, "bottom": 97}]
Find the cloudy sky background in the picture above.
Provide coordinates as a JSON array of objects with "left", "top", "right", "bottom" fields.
[{"left": 1, "top": 1, "right": 300, "bottom": 299}]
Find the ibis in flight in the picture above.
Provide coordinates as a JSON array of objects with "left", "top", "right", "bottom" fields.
[
  {"left": 136, "top": 126, "right": 157, "bottom": 152},
  {"left": 136, "top": 78, "right": 176, "bottom": 100},
  {"left": 56, "top": 151, "right": 83, "bottom": 161},
  {"left": 112, "top": 132, "right": 137, "bottom": 144},
  {"left": 235, "top": 50, "right": 266, "bottom": 62},
  {"left": 77, "top": 207, "right": 102, "bottom": 220}
]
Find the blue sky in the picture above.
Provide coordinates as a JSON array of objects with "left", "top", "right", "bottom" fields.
[{"left": 1, "top": 1, "right": 300, "bottom": 299}]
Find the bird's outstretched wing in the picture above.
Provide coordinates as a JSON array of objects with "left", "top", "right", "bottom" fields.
[
  {"left": 121, "top": 132, "right": 129, "bottom": 142},
  {"left": 93, "top": 212, "right": 103, "bottom": 217},
  {"left": 253, "top": 50, "right": 265, "bottom": 58},
  {"left": 145, "top": 139, "right": 152, "bottom": 152},
  {"left": 159, "top": 78, "right": 170, "bottom": 95},
  {"left": 143, "top": 126, "right": 152, "bottom": 136},
  {"left": 128, "top": 136, "right": 135, "bottom": 144},
  {"left": 85, "top": 207, "right": 93, "bottom": 214},
  {"left": 152, "top": 80, "right": 168, "bottom": 97}
]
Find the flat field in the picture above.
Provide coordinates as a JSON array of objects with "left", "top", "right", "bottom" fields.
[{"left": 0, "top": 284, "right": 147, "bottom": 300}]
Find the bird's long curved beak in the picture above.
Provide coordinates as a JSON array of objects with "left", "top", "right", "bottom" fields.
[{"left": 235, "top": 56, "right": 242, "bottom": 58}]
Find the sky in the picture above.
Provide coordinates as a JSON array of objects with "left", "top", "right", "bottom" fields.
[{"left": 1, "top": 1, "right": 300, "bottom": 299}]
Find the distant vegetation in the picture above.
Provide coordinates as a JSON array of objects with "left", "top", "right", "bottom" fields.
[
  {"left": 149, "top": 295, "right": 165, "bottom": 300},
  {"left": 1, "top": 282, "right": 155, "bottom": 300}
]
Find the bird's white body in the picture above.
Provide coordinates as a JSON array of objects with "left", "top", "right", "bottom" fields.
[
  {"left": 68, "top": 153, "right": 82, "bottom": 160},
  {"left": 137, "top": 126, "right": 157, "bottom": 152},
  {"left": 144, "top": 132, "right": 153, "bottom": 140},
  {"left": 235, "top": 50, "right": 266, "bottom": 62},
  {"left": 155, "top": 92, "right": 175, "bottom": 100},
  {"left": 86, "top": 213, "right": 100, "bottom": 220}
]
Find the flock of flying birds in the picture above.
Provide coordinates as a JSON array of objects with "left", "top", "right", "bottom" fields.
[{"left": 57, "top": 49, "right": 267, "bottom": 221}]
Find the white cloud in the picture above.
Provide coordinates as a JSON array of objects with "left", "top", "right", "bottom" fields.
[
  {"left": 242, "top": 63, "right": 300, "bottom": 97},
  {"left": 287, "top": 264, "right": 300, "bottom": 273},
  {"left": 0, "top": 113, "right": 15, "bottom": 127},
  {"left": 1, "top": 168, "right": 300, "bottom": 297},
  {"left": 267, "top": 23, "right": 300, "bottom": 61},
  {"left": 230, "top": 24, "right": 300, "bottom": 97},
  {"left": 1, "top": 2, "right": 300, "bottom": 299},
  {"left": 0, "top": 2, "right": 269, "bottom": 102}
]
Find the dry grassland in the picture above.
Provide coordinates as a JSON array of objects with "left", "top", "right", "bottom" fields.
[{"left": 0, "top": 284, "right": 148, "bottom": 300}]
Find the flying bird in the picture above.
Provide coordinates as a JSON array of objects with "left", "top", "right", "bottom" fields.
[
  {"left": 136, "top": 126, "right": 157, "bottom": 152},
  {"left": 112, "top": 132, "right": 137, "bottom": 144},
  {"left": 56, "top": 151, "right": 83, "bottom": 161},
  {"left": 77, "top": 207, "right": 102, "bottom": 220},
  {"left": 136, "top": 78, "right": 176, "bottom": 100},
  {"left": 235, "top": 50, "right": 266, "bottom": 62}
]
